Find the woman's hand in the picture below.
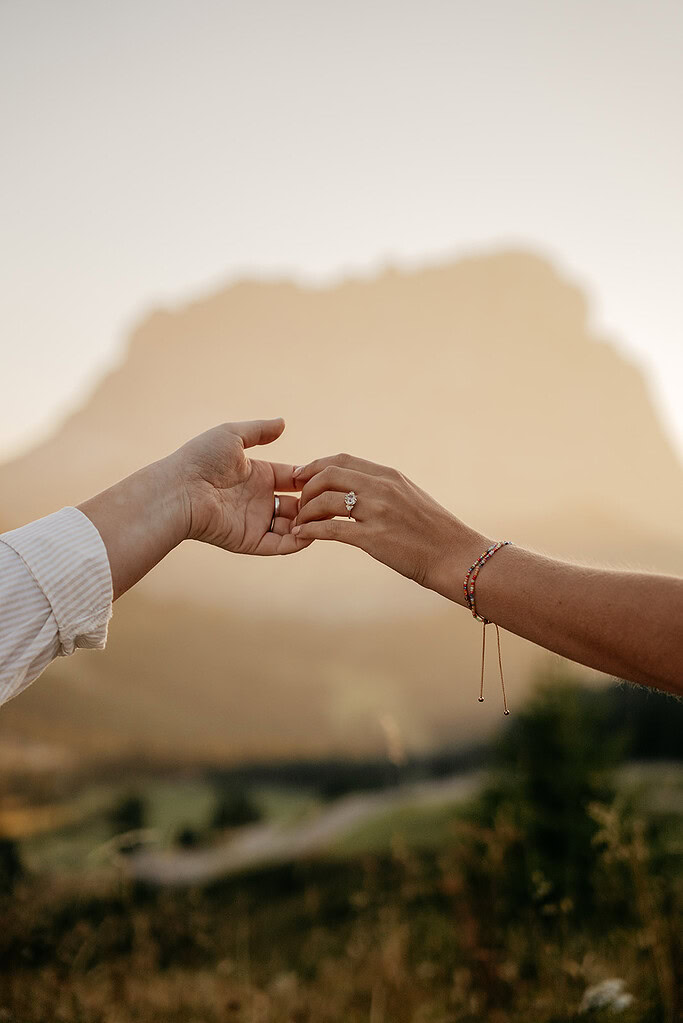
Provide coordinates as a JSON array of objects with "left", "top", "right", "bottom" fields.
[
  {"left": 175, "top": 418, "right": 306, "bottom": 556},
  {"left": 291, "top": 453, "right": 490, "bottom": 604}
]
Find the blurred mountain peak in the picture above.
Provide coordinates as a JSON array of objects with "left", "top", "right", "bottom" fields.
[
  {"left": 2, "top": 247, "right": 682, "bottom": 761},
  {"left": 1, "top": 246, "right": 679, "bottom": 533}
]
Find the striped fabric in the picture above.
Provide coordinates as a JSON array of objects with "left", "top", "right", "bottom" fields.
[{"left": 0, "top": 507, "right": 112, "bottom": 706}]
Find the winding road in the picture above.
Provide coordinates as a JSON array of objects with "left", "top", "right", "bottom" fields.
[{"left": 127, "top": 770, "right": 486, "bottom": 886}]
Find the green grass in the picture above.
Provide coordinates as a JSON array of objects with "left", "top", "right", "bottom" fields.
[
  {"left": 17, "top": 761, "right": 683, "bottom": 877},
  {"left": 333, "top": 799, "right": 468, "bottom": 855},
  {"left": 18, "top": 777, "right": 323, "bottom": 875},
  {"left": 251, "top": 784, "right": 322, "bottom": 825}
]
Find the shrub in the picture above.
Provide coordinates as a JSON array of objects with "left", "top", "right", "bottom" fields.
[
  {"left": 0, "top": 836, "right": 23, "bottom": 895},
  {"left": 464, "top": 679, "right": 623, "bottom": 917},
  {"left": 210, "top": 789, "right": 262, "bottom": 830},
  {"left": 108, "top": 793, "right": 146, "bottom": 836}
]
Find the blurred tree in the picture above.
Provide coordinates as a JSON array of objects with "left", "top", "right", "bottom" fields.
[
  {"left": 176, "top": 826, "right": 201, "bottom": 848},
  {"left": 469, "top": 678, "right": 624, "bottom": 917},
  {"left": 0, "top": 836, "right": 23, "bottom": 895},
  {"left": 108, "top": 793, "right": 146, "bottom": 836},
  {"left": 603, "top": 682, "right": 683, "bottom": 760},
  {"left": 210, "top": 789, "right": 261, "bottom": 830}
]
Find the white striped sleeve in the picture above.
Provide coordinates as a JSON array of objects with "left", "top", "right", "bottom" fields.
[{"left": 0, "top": 507, "right": 113, "bottom": 706}]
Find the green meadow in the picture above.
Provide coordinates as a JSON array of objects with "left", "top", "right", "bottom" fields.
[{"left": 1, "top": 679, "right": 681, "bottom": 1022}]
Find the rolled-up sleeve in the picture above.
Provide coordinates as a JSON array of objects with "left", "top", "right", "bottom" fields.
[{"left": 0, "top": 507, "right": 113, "bottom": 706}]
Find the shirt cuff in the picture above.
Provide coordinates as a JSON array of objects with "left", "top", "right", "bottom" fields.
[{"left": 0, "top": 507, "right": 113, "bottom": 655}]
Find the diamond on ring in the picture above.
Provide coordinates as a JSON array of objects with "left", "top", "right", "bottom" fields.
[{"left": 344, "top": 491, "right": 358, "bottom": 517}]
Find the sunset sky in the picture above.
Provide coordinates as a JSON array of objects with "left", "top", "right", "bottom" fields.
[{"left": 1, "top": 0, "right": 682, "bottom": 461}]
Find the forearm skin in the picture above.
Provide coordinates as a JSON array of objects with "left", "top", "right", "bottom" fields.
[
  {"left": 78, "top": 455, "right": 187, "bottom": 602},
  {"left": 432, "top": 530, "right": 683, "bottom": 696}
]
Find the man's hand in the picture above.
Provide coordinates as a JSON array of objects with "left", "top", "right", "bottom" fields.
[
  {"left": 79, "top": 417, "right": 308, "bottom": 601},
  {"left": 175, "top": 418, "right": 306, "bottom": 556}
]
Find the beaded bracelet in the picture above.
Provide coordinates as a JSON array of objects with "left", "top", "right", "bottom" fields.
[{"left": 463, "top": 541, "right": 512, "bottom": 715}]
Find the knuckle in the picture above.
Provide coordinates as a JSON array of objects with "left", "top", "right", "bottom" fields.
[
  {"left": 336, "top": 452, "right": 352, "bottom": 467},
  {"left": 300, "top": 482, "right": 312, "bottom": 504},
  {"left": 303, "top": 476, "right": 322, "bottom": 499}
]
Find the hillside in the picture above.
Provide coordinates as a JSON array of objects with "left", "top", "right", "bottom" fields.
[{"left": 1, "top": 250, "right": 681, "bottom": 761}]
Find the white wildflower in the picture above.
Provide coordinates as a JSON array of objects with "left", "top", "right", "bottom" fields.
[{"left": 580, "top": 978, "right": 634, "bottom": 1014}]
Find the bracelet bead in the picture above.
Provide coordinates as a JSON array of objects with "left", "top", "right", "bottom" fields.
[
  {"left": 463, "top": 540, "right": 511, "bottom": 622},
  {"left": 462, "top": 540, "right": 512, "bottom": 715}
]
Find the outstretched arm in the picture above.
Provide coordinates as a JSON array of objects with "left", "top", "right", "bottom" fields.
[
  {"left": 79, "top": 417, "right": 305, "bottom": 600},
  {"left": 0, "top": 417, "right": 305, "bottom": 706},
  {"left": 291, "top": 454, "right": 683, "bottom": 696}
]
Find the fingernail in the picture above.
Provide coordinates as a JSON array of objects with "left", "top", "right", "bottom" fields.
[
  {"left": 291, "top": 525, "right": 301, "bottom": 535},
  {"left": 293, "top": 466, "right": 304, "bottom": 478}
]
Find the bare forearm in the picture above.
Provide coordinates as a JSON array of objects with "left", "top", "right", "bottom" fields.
[
  {"left": 435, "top": 532, "right": 683, "bottom": 695},
  {"left": 78, "top": 455, "right": 188, "bottom": 601}
]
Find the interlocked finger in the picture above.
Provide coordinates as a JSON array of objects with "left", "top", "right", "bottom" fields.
[
  {"left": 275, "top": 495, "right": 299, "bottom": 519},
  {"left": 270, "top": 494, "right": 299, "bottom": 535},
  {"left": 294, "top": 453, "right": 391, "bottom": 487},
  {"left": 291, "top": 518, "right": 360, "bottom": 545},
  {"left": 295, "top": 490, "right": 366, "bottom": 526},
  {"left": 299, "top": 467, "right": 369, "bottom": 511}
]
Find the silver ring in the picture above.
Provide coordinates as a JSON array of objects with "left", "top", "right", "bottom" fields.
[
  {"left": 269, "top": 495, "right": 281, "bottom": 532},
  {"left": 344, "top": 491, "right": 358, "bottom": 517}
]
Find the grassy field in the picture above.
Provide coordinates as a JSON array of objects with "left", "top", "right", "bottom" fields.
[{"left": 0, "top": 681, "right": 681, "bottom": 1022}]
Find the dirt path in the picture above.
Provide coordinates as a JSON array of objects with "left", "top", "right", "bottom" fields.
[{"left": 128, "top": 770, "right": 486, "bottom": 886}]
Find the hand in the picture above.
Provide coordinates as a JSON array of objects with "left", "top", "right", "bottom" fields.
[
  {"left": 291, "top": 453, "right": 491, "bottom": 604},
  {"left": 174, "top": 418, "right": 308, "bottom": 556},
  {"left": 80, "top": 417, "right": 308, "bottom": 602}
]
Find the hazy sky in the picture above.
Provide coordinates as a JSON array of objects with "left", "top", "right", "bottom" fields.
[{"left": 1, "top": 0, "right": 682, "bottom": 460}]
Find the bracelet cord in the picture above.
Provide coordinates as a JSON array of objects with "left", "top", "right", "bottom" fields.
[{"left": 463, "top": 541, "right": 512, "bottom": 715}]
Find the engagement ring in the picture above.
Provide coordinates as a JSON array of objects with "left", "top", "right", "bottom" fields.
[{"left": 344, "top": 491, "right": 357, "bottom": 517}]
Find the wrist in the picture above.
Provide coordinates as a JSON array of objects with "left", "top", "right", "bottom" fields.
[
  {"left": 156, "top": 451, "right": 193, "bottom": 545},
  {"left": 77, "top": 454, "right": 191, "bottom": 601},
  {"left": 425, "top": 522, "right": 494, "bottom": 608}
]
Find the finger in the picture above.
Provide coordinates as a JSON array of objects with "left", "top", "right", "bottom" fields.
[
  {"left": 292, "top": 453, "right": 389, "bottom": 488},
  {"left": 271, "top": 516, "right": 292, "bottom": 536},
  {"left": 233, "top": 417, "right": 285, "bottom": 449},
  {"left": 270, "top": 462, "right": 302, "bottom": 492},
  {"left": 265, "top": 495, "right": 299, "bottom": 536},
  {"left": 299, "top": 467, "right": 370, "bottom": 510},
  {"left": 294, "top": 490, "right": 364, "bottom": 525},
  {"left": 254, "top": 531, "right": 313, "bottom": 556},
  {"left": 273, "top": 494, "right": 299, "bottom": 520},
  {"left": 291, "top": 519, "right": 361, "bottom": 545}
]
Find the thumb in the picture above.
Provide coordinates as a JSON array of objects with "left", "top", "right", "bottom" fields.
[{"left": 233, "top": 417, "right": 285, "bottom": 449}]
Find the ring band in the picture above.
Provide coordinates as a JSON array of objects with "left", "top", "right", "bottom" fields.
[
  {"left": 344, "top": 491, "right": 358, "bottom": 517},
  {"left": 269, "top": 495, "right": 281, "bottom": 532}
]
